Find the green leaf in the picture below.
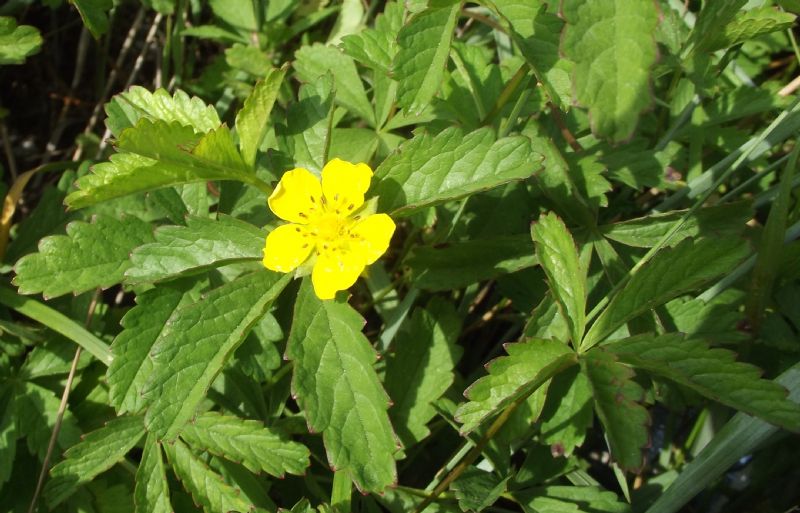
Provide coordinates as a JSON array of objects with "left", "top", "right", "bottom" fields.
[
  {"left": 451, "top": 467, "right": 509, "bottom": 512},
  {"left": 278, "top": 75, "right": 335, "bottom": 173},
  {"left": 143, "top": 272, "right": 290, "bottom": 440},
  {"left": 644, "top": 362, "right": 800, "bottom": 513},
  {"left": 294, "top": 44, "right": 375, "bottom": 125},
  {"left": 236, "top": 66, "right": 287, "bottom": 167},
  {"left": 689, "top": 0, "right": 747, "bottom": 53},
  {"left": 340, "top": 2, "right": 403, "bottom": 73},
  {"left": 135, "top": 434, "right": 172, "bottom": 513},
  {"left": 71, "top": 0, "right": 113, "bottom": 38},
  {"left": 164, "top": 438, "right": 255, "bottom": 513},
  {"left": 108, "top": 280, "right": 202, "bottom": 414},
  {"left": 560, "top": 0, "right": 659, "bottom": 141},
  {"left": 384, "top": 299, "right": 463, "bottom": 446},
  {"left": 532, "top": 213, "right": 586, "bottom": 345},
  {"left": 45, "top": 416, "right": 145, "bottom": 508},
  {"left": 105, "top": 87, "right": 221, "bottom": 137},
  {"left": 373, "top": 127, "right": 540, "bottom": 215},
  {"left": 179, "top": 412, "right": 310, "bottom": 477},
  {"left": 707, "top": 7, "right": 796, "bottom": 53},
  {"left": 516, "top": 486, "right": 630, "bottom": 513},
  {"left": 455, "top": 338, "right": 576, "bottom": 434},
  {"left": 65, "top": 124, "right": 264, "bottom": 209},
  {"left": 393, "top": 2, "right": 460, "bottom": 114},
  {"left": 125, "top": 215, "right": 265, "bottom": 284},
  {"left": 286, "top": 280, "right": 397, "bottom": 492},
  {"left": 581, "top": 349, "right": 649, "bottom": 472},
  {"left": 599, "top": 202, "right": 752, "bottom": 248},
  {"left": 15, "top": 382, "right": 81, "bottom": 460},
  {"left": 0, "top": 17, "right": 42, "bottom": 65},
  {"left": 606, "top": 334, "right": 800, "bottom": 432},
  {"left": 407, "top": 235, "right": 537, "bottom": 291},
  {"left": 13, "top": 215, "right": 155, "bottom": 299},
  {"left": 583, "top": 237, "right": 750, "bottom": 348},
  {"left": 538, "top": 366, "right": 593, "bottom": 456}
]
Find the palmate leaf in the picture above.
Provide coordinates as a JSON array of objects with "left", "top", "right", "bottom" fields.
[
  {"left": 107, "top": 279, "right": 202, "bottom": 414},
  {"left": 142, "top": 272, "right": 290, "bottom": 440},
  {"left": 373, "top": 127, "right": 540, "bottom": 215},
  {"left": 65, "top": 122, "right": 261, "bottom": 209},
  {"left": 393, "top": 1, "right": 460, "bottom": 114},
  {"left": 384, "top": 299, "right": 463, "bottom": 446},
  {"left": 125, "top": 215, "right": 266, "bottom": 284},
  {"left": 607, "top": 334, "right": 800, "bottom": 432},
  {"left": 560, "top": 0, "right": 659, "bottom": 142},
  {"left": 286, "top": 280, "right": 397, "bottom": 493},
  {"left": 45, "top": 416, "right": 145, "bottom": 508},
  {"left": 13, "top": 215, "right": 154, "bottom": 298},
  {"left": 455, "top": 338, "right": 576, "bottom": 434},
  {"left": 531, "top": 213, "right": 586, "bottom": 345},
  {"left": 135, "top": 434, "right": 172, "bottom": 513},
  {"left": 164, "top": 439, "right": 255, "bottom": 513},
  {"left": 0, "top": 17, "right": 42, "bottom": 65},
  {"left": 581, "top": 349, "right": 649, "bottom": 472},
  {"left": 582, "top": 237, "right": 750, "bottom": 348},
  {"left": 104, "top": 86, "right": 221, "bottom": 137},
  {"left": 236, "top": 66, "right": 287, "bottom": 167},
  {"left": 407, "top": 235, "right": 537, "bottom": 291},
  {"left": 179, "top": 412, "right": 310, "bottom": 477}
]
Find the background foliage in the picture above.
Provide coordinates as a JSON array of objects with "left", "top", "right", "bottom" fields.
[{"left": 1, "top": 0, "right": 800, "bottom": 512}]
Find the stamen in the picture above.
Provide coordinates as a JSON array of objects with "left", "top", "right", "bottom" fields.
[
  {"left": 298, "top": 212, "right": 307, "bottom": 218},
  {"left": 347, "top": 203, "right": 354, "bottom": 210},
  {"left": 295, "top": 227, "right": 301, "bottom": 232},
  {"left": 310, "top": 196, "right": 316, "bottom": 203}
]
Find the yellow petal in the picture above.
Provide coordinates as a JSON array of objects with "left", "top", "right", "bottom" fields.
[
  {"left": 321, "top": 158, "right": 373, "bottom": 214},
  {"left": 351, "top": 214, "right": 395, "bottom": 265},
  {"left": 263, "top": 224, "right": 313, "bottom": 273},
  {"left": 311, "top": 249, "right": 366, "bottom": 300},
  {"left": 268, "top": 168, "right": 322, "bottom": 223}
]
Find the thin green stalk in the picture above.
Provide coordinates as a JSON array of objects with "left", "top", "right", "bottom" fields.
[
  {"left": 0, "top": 286, "right": 113, "bottom": 365},
  {"left": 498, "top": 88, "right": 531, "bottom": 138},
  {"left": 482, "top": 63, "right": 528, "bottom": 125},
  {"left": 330, "top": 469, "right": 352, "bottom": 513}
]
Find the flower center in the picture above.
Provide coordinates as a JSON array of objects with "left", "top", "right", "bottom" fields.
[{"left": 313, "top": 213, "right": 348, "bottom": 243}]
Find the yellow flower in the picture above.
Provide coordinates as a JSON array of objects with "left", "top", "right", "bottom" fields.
[{"left": 262, "top": 158, "right": 396, "bottom": 300}]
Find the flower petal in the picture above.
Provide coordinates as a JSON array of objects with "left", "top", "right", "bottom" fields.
[
  {"left": 351, "top": 214, "right": 396, "bottom": 265},
  {"left": 263, "top": 224, "right": 313, "bottom": 273},
  {"left": 311, "top": 249, "right": 366, "bottom": 300},
  {"left": 268, "top": 168, "right": 322, "bottom": 223},
  {"left": 321, "top": 158, "right": 373, "bottom": 214}
]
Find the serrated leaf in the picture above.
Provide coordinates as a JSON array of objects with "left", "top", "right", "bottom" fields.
[
  {"left": 407, "top": 235, "right": 537, "bottom": 291},
  {"left": 125, "top": 215, "right": 265, "bottom": 284},
  {"left": 340, "top": 2, "right": 403, "bottom": 73},
  {"left": 393, "top": 2, "right": 460, "bottom": 114},
  {"left": 515, "top": 486, "right": 630, "bottom": 513},
  {"left": 15, "top": 382, "right": 81, "bottom": 460},
  {"left": 143, "top": 272, "right": 290, "bottom": 440},
  {"left": 236, "top": 67, "right": 287, "bottom": 166},
  {"left": 105, "top": 87, "right": 221, "bottom": 137},
  {"left": 583, "top": 237, "right": 750, "bottom": 348},
  {"left": 45, "top": 416, "right": 145, "bottom": 508},
  {"left": 135, "top": 434, "right": 172, "bottom": 513},
  {"left": 689, "top": 0, "right": 747, "bottom": 53},
  {"left": 385, "top": 299, "right": 463, "bottom": 446},
  {"left": 13, "top": 215, "right": 154, "bottom": 298},
  {"left": 294, "top": 44, "right": 375, "bottom": 125},
  {"left": 277, "top": 75, "right": 335, "bottom": 173},
  {"left": 65, "top": 124, "right": 259, "bottom": 209},
  {"left": 599, "top": 202, "right": 752, "bottom": 248},
  {"left": 179, "top": 412, "right": 310, "bottom": 477},
  {"left": 286, "top": 280, "right": 397, "bottom": 492},
  {"left": 455, "top": 338, "right": 576, "bottom": 434},
  {"left": 532, "top": 213, "right": 586, "bottom": 345},
  {"left": 108, "top": 280, "right": 202, "bottom": 414},
  {"left": 451, "top": 467, "right": 509, "bottom": 512},
  {"left": 373, "top": 127, "right": 539, "bottom": 215},
  {"left": 20, "top": 339, "right": 92, "bottom": 379},
  {"left": 607, "top": 334, "right": 800, "bottom": 432},
  {"left": 560, "top": 0, "right": 659, "bottom": 141},
  {"left": 164, "top": 438, "right": 255, "bottom": 513},
  {"left": 538, "top": 366, "right": 593, "bottom": 456},
  {"left": 71, "top": 0, "right": 113, "bottom": 38},
  {"left": 581, "top": 349, "right": 649, "bottom": 472},
  {"left": 0, "top": 17, "right": 42, "bottom": 65}
]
